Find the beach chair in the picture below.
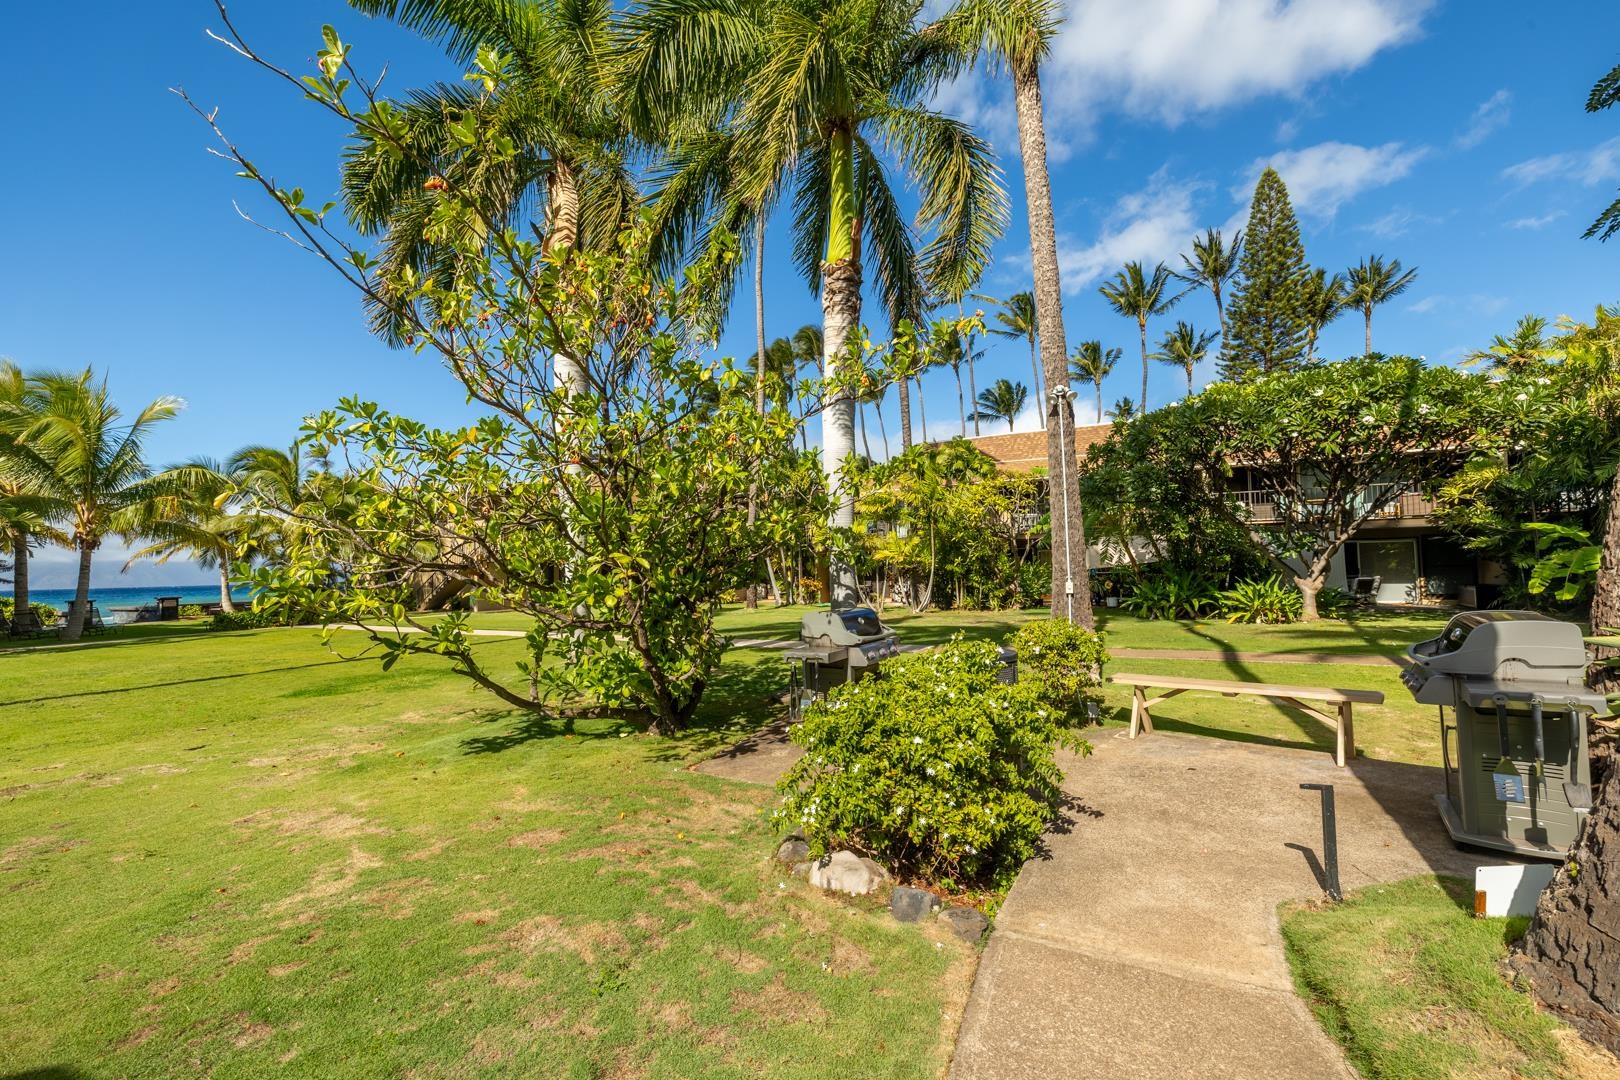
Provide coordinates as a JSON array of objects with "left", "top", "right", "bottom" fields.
[{"left": 7, "top": 608, "right": 55, "bottom": 639}]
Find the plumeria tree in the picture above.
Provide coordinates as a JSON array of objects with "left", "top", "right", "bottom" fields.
[{"left": 191, "top": 21, "right": 824, "bottom": 733}]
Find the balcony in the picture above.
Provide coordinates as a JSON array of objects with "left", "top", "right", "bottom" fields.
[{"left": 1233, "top": 484, "right": 1435, "bottom": 524}]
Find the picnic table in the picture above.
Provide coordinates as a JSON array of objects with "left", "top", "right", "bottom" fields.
[{"left": 1108, "top": 672, "right": 1385, "bottom": 767}]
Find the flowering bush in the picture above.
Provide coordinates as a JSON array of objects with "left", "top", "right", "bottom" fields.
[
  {"left": 1009, "top": 619, "right": 1109, "bottom": 723},
  {"left": 777, "top": 637, "right": 1090, "bottom": 893}
]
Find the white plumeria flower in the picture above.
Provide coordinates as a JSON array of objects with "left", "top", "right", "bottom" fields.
[
  {"left": 1417, "top": 404, "right": 1431, "bottom": 414},
  {"left": 1515, "top": 392, "right": 1529, "bottom": 401},
  {"left": 926, "top": 767, "right": 936, "bottom": 777},
  {"left": 912, "top": 736, "right": 923, "bottom": 745},
  {"left": 1361, "top": 414, "right": 1376, "bottom": 423}
]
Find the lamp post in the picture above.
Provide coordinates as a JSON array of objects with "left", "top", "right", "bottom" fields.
[{"left": 1049, "top": 384, "right": 1078, "bottom": 624}]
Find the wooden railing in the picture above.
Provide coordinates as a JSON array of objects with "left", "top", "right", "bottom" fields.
[{"left": 1233, "top": 485, "right": 1435, "bottom": 523}]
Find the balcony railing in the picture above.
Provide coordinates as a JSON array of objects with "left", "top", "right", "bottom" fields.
[{"left": 1233, "top": 484, "right": 1435, "bottom": 524}]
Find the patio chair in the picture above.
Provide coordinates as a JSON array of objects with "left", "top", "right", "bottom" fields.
[
  {"left": 1352, "top": 575, "right": 1382, "bottom": 610},
  {"left": 8, "top": 608, "right": 53, "bottom": 639}
]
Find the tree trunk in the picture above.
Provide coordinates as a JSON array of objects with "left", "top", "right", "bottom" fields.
[
  {"left": 218, "top": 554, "right": 236, "bottom": 614},
  {"left": 63, "top": 542, "right": 93, "bottom": 642},
  {"left": 1095, "top": 383, "right": 1103, "bottom": 423},
  {"left": 1364, "top": 307, "right": 1373, "bottom": 356},
  {"left": 11, "top": 532, "right": 28, "bottom": 624},
  {"left": 954, "top": 364, "right": 966, "bottom": 436},
  {"left": 915, "top": 375, "right": 927, "bottom": 443},
  {"left": 821, "top": 127, "right": 863, "bottom": 608},
  {"left": 964, "top": 303, "right": 981, "bottom": 437},
  {"left": 1186, "top": 366, "right": 1194, "bottom": 398},
  {"left": 1590, "top": 470, "right": 1620, "bottom": 693},
  {"left": 1029, "top": 337, "right": 1045, "bottom": 428},
  {"left": 875, "top": 395, "right": 890, "bottom": 460},
  {"left": 1512, "top": 727, "right": 1620, "bottom": 1055},
  {"left": 1139, "top": 318, "right": 1149, "bottom": 413},
  {"left": 1014, "top": 61, "right": 1094, "bottom": 629},
  {"left": 1295, "top": 571, "right": 1324, "bottom": 622},
  {"left": 746, "top": 223, "right": 768, "bottom": 611},
  {"left": 897, "top": 376, "right": 912, "bottom": 451},
  {"left": 858, "top": 403, "right": 872, "bottom": 460},
  {"left": 1214, "top": 286, "right": 1226, "bottom": 341}
]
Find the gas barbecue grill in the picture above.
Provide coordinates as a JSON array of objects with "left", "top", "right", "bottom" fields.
[
  {"left": 1402, "top": 610, "right": 1609, "bottom": 859},
  {"left": 783, "top": 608, "right": 900, "bottom": 721}
]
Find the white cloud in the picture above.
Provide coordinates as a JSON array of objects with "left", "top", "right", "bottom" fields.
[
  {"left": 932, "top": 1, "right": 1428, "bottom": 148},
  {"left": 1234, "top": 141, "right": 1428, "bottom": 220},
  {"left": 1506, "top": 210, "right": 1566, "bottom": 230},
  {"left": 1502, "top": 136, "right": 1620, "bottom": 187},
  {"left": 1406, "top": 295, "right": 1444, "bottom": 315},
  {"left": 1454, "top": 89, "right": 1511, "bottom": 150},
  {"left": 1357, "top": 206, "right": 1441, "bottom": 238},
  {"left": 1056, "top": 169, "right": 1202, "bottom": 291},
  {"left": 1405, "top": 294, "right": 1508, "bottom": 318}
]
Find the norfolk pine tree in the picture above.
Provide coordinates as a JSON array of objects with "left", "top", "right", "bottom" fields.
[{"left": 1220, "top": 167, "right": 1309, "bottom": 380}]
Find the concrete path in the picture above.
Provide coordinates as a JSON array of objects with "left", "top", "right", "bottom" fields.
[{"left": 950, "top": 731, "right": 1507, "bottom": 1080}]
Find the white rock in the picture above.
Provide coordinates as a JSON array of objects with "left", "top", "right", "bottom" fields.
[{"left": 807, "top": 850, "right": 890, "bottom": 896}]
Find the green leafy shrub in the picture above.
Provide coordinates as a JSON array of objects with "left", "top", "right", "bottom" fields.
[
  {"left": 778, "top": 637, "right": 1090, "bottom": 893},
  {"left": 1119, "top": 569, "right": 1221, "bottom": 620},
  {"left": 179, "top": 604, "right": 206, "bottom": 619},
  {"left": 1219, "top": 577, "right": 1303, "bottom": 624},
  {"left": 1315, "top": 587, "right": 1353, "bottom": 619},
  {"left": 1009, "top": 619, "right": 1109, "bottom": 723},
  {"left": 0, "top": 598, "right": 60, "bottom": 626},
  {"left": 210, "top": 609, "right": 274, "bottom": 631}
]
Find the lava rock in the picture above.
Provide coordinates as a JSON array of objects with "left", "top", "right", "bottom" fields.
[
  {"left": 807, "top": 850, "right": 889, "bottom": 896},
  {"left": 939, "top": 906, "right": 989, "bottom": 942},
  {"left": 890, "top": 886, "right": 940, "bottom": 923},
  {"left": 775, "top": 837, "right": 810, "bottom": 864}
]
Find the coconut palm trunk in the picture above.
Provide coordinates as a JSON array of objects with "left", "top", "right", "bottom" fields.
[
  {"left": 897, "top": 376, "right": 912, "bottom": 450},
  {"left": 915, "top": 374, "right": 927, "bottom": 441},
  {"left": 953, "top": 363, "right": 966, "bottom": 435},
  {"left": 218, "top": 552, "right": 236, "bottom": 614},
  {"left": 65, "top": 542, "right": 93, "bottom": 641},
  {"left": 745, "top": 224, "right": 768, "bottom": 610},
  {"left": 1027, "top": 336, "right": 1044, "bottom": 427},
  {"left": 1137, "top": 318, "right": 1149, "bottom": 410},
  {"left": 10, "top": 534, "right": 27, "bottom": 624},
  {"left": 821, "top": 126, "right": 863, "bottom": 606},
  {"left": 1013, "top": 59, "right": 1093, "bottom": 628},
  {"left": 1364, "top": 307, "right": 1373, "bottom": 355}
]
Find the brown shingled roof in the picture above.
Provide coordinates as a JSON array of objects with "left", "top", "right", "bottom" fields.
[{"left": 955, "top": 424, "right": 1115, "bottom": 473}]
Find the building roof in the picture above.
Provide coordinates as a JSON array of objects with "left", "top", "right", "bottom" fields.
[{"left": 959, "top": 424, "right": 1116, "bottom": 473}]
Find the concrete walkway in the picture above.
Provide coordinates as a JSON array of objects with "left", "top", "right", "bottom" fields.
[{"left": 950, "top": 731, "right": 1506, "bottom": 1080}]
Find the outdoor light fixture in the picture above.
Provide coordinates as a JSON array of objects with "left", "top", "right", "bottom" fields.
[{"left": 1048, "top": 384, "right": 1078, "bottom": 623}]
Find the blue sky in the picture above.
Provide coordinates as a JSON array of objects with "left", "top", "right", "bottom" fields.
[{"left": 3, "top": 1, "right": 1619, "bottom": 586}]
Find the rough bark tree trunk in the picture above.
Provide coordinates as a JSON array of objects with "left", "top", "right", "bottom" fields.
[
  {"left": 953, "top": 364, "right": 966, "bottom": 436},
  {"left": 63, "top": 543, "right": 93, "bottom": 642},
  {"left": 897, "top": 377, "right": 912, "bottom": 451},
  {"left": 821, "top": 252, "right": 862, "bottom": 608},
  {"left": 218, "top": 554, "right": 236, "bottom": 614},
  {"left": 1295, "top": 572, "right": 1324, "bottom": 622},
  {"left": 1364, "top": 307, "right": 1373, "bottom": 356},
  {"left": 1028, "top": 337, "right": 1045, "bottom": 428},
  {"left": 1138, "top": 318, "right": 1149, "bottom": 414},
  {"left": 915, "top": 374, "right": 927, "bottom": 442},
  {"left": 11, "top": 533, "right": 28, "bottom": 624},
  {"left": 1014, "top": 61, "right": 1093, "bottom": 629},
  {"left": 1590, "top": 471, "right": 1620, "bottom": 693},
  {"left": 746, "top": 222, "right": 767, "bottom": 611}
]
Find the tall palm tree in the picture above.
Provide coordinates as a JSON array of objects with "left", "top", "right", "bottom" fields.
[
  {"left": 620, "top": 0, "right": 1007, "bottom": 605},
  {"left": 1345, "top": 255, "right": 1418, "bottom": 355},
  {"left": 991, "top": 291, "right": 1044, "bottom": 425},
  {"left": 3, "top": 371, "right": 186, "bottom": 641},
  {"left": 1174, "top": 228, "right": 1243, "bottom": 341},
  {"left": 932, "top": 0, "right": 1094, "bottom": 626},
  {"left": 341, "top": 0, "right": 638, "bottom": 348},
  {"left": 1106, "top": 396, "right": 1136, "bottom": 422},
  {"left": 1068, "top": 341, "right": 1121, "bottom": 423},
  {"left": 1152, "top": 321, "right": 1218, "bottom": 397},
  {"left": 1300, "top": 267, "right": 1348, "bottom": 364},
  {"left": 124, "top": 457, "right": 245, "bottom": 612},
  {"left": 0, "top": 362, "right": 67, "bottom": 624},
  {"left": 227, "top": 443, "right": 332, "bottom": 566},
  {"left": 970, "top": 378, "right": 1028, "bottom": 432},
  {"left": 936, "top": 321, "right": 982, "bottom": 437},
  {"left": 1465, "top": 314, "right": 1558, "bottom": 375},
  {"left": 1099, "top": 260, "right": 1180, "bottom": 412}
]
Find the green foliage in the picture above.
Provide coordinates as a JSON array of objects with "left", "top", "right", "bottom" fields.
[
  {"left": 1221, "top": 167, "right": 1309, "bottom": 379},
  {"left": 209, "top": 609, "right": 275, "bottom": 631},
  {"left": 778, "top": 637, "right": 1090, "bottom": 893},
  {"left": 1219, "top": 577, "right": 1304, "bottom": 624},
  {"left": 1315, "top": 587, "right": 1354, "bottom": 619},
  {"left": 0, "top": 598, "right": 59, "bottom": 626},
  {"left": 179, "top": 604, "right": 206, "bottom": 619},
  {"left": 1009, "top": 619, "right": 1109, "bottom": 723},
  {"left": 1524, "top": 523, "right": 1603, "bottom": 601},
  {"left": 1119, "top": 569, "right": 1222, "bottom": 620}
]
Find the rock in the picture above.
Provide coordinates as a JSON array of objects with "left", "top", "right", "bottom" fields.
[
  {"left": 775, "top": 837, "right": 810, "bottom": 864},
  {"left": 939, "top": 906, "right": 989, "bottom": 942},
  {"left": 890, "top": 886, "right": 940, "bottom": 923},
  {"left": 807, "top": 850, "right": 889, "bottom": 896}
]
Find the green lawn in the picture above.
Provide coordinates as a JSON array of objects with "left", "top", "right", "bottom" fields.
[
  {"left": 1281, "top": 876, "right": 1597, "bottom": 1080},
  {"left": 0, "top": 627, "right": 973, "bottom": 1078}
]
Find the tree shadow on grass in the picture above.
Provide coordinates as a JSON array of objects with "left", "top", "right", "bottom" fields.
[
  {"left": 4, "top": 1068, "right": 92, "bottom": 1080},
  {"left": 642, "top": 657, "right": 790, "bottom": 764},
  {"left": 0, "top": 657, "right": 366, "bottom": 706}
]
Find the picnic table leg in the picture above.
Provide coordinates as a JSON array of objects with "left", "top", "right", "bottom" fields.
[
  {"left": 1130, "top": 686, "right": 1153, "bottom": 738},
  {"left": 1336, "top": 701, "right": 1354, "bottom": 768}
]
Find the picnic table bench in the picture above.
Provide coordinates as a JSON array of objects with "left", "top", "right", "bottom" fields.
[{"left": 1108, "top": 672, "right": 1385, "bottom": 767}]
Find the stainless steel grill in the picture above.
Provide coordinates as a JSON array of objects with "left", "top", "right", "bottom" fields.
[{"left": 783, "top": 607, "right": 899, "bottom": 720}]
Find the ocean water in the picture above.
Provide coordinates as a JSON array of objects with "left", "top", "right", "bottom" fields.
[{"left": 12, "top": 585, "right": 253, "bottom": 624}]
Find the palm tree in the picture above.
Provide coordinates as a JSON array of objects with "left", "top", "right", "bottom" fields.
[
  {"left": 0, "top": 362, "right": 68, "bottom": 625},
  {"left": 970, "top": 379, "right": 1028, "bottom": 432},
  {"left": 1099, "top": 260, "right": 1180, "bottom": 411},
  {"left": 1300, "top": 267, "right": 1348, "bottom": 363},
  {"left": 936, "top": 320, "right": 983, "bottom": 437},
  {"left": 1465, "top": 315, "right": 1558, "bottom": 375},
  {"left": 124, "top": 457, "right": 245, "bottom": 612},
  {"left": 932, "top": 0, "right": 1094, "bottom": 626},
  {"left": 3, "top": 371, "right": 186, "bottom": 640},
  {"left": 620, "top": 0, "right": 1007, "bottom": 606},
  {"left": 1068, "top": 341, "right": 1120, "bottom": 423},
  {"left": 1106, "top": 396, "right": 1136, "bottom": 422},
  {"left": 1345, "top": 255, "right": 1418, "bottom": 354},
  {"left": 991, "top": 291, "right": 1044, "bottom": 426},
  {"left": 1152, "top": 322, "right": 1218, "bottom": 397},
  {"left": 341, "top": 0, "right": 638, "bottom": 347},
  {"left": 1174, "top": 228, "right": 1243, "bottom": 340}
]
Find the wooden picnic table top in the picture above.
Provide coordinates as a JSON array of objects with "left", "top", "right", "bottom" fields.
[{"left": 1107, "top": 672, "right": 1385, "bottom": 705}]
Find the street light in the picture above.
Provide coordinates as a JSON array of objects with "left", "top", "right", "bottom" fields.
[{"left": 1048, "top": 383, "right": 1078, "bottom": 624}]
